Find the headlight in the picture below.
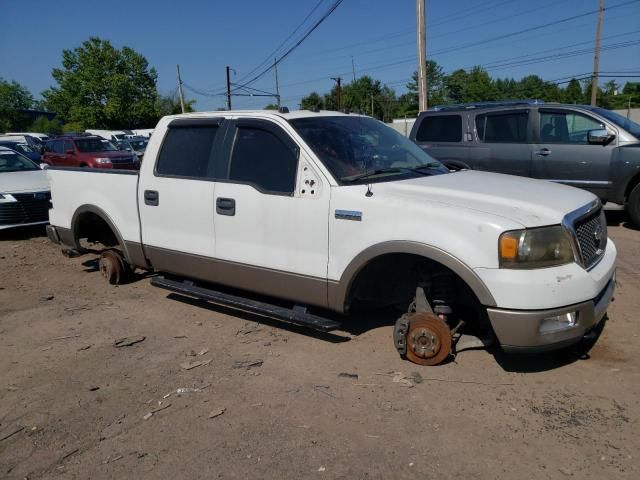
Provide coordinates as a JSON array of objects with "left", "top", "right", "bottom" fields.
[
  {"left": 95, "top": 158, "right": 112, "bottom": 165},
  {"left": 499, "top": 225, "right": 574, "bottom": 269}
]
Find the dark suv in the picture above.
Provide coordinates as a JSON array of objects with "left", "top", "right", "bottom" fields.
[
  {"left": 43, "top": 135, "right": 140, "bottom": 170},
  {"left": 410, "top": 100, "right": 640, "bottom": 225}
]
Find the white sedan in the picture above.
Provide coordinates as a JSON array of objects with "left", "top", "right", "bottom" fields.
[{"left": 0, "top": 146, "right": 50, "bottom": 230}]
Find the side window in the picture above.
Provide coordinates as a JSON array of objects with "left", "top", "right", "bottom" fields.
[
  {"left": 53, "top": 140, "right": 64, "bottom": 154},
  {"left": 476, "top": 112, "right": 528, "bottom": 143},
  {"left": 539, "top": 111, "right": 604, "bottom": 144},
  {"left": 415, "top": 115, "right": 462, "bottom": 142},
  {"left": 229, "top": 126, "right": 298, "bottom": 195},
  {"left": 44, "top": 141, "right": 53, "bottom": 153},
  {"left": 63, "top": 140, "right": 74, "bottom": 153},
  {"left": 156, "top": 126, "right": 220, "bottom": 178}
]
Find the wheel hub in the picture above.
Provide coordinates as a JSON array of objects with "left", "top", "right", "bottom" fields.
[{"left": 403, "top": 313, "right": 452, "bottom": 366}]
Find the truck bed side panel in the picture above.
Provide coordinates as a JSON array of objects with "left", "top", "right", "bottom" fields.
[{"left": 48, "top": 169, "right": 141, "bottom": 244}]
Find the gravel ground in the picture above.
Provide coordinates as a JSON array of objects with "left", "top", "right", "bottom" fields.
[{"left": 0, "top": 211, "right": 638, "bottom": 479}]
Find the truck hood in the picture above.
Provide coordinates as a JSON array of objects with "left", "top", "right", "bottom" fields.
[
  {"left": 373, "top": 170, "right": 597, "bottom": 228},
  {"left": 0, "top": 170, "right": 49, "bottom": 194}
]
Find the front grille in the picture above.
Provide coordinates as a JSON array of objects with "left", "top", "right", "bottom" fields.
[
  {"left": 0, "top": 191, "right": 51, "bottom": 226},
  {"left": 574, "top": 209, "right": 606, "bottom": 269},
  {"left": 110, "top": 156, "right": 134, "bottom": 164}
]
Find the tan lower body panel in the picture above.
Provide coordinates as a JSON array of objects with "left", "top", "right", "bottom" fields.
[{"left": 144, "top": 245, "right": 329, "bottom": 309}]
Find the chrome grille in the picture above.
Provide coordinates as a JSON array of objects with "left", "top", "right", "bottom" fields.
[
  {"left": 0, "top": 191, "right": 51, "bottom": 226},
  {"left": 573, "top": 209, "right": 606, "bottom": 269}
]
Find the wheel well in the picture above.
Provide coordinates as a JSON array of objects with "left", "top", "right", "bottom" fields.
[
  {"left": 624, "top": 172, "right": 640, "bottom": 200},
  {"left": 74, "top": 211, "right": 120, "bottom": 248},
  {"left": 346, "top": 253, "right": 491, "bottom": 334}
]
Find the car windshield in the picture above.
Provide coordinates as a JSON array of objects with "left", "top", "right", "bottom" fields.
[
  {"left": 589, "top": 107, "right": 640, "bottom": 139},
  {"left": 75, "top": 138, "right": 118, "bottom": 152},
  {"left": 0, "top": 143, "right": 33, "bottom": 154},
  {"left": 129, "top": 139, "right": 148, "bottom": 150},
  {"left": 290, "top": 116, "right": 448, "bottom": 184},
  {"left": 0, "top": 151, "right": 39, "bottom": 172}
]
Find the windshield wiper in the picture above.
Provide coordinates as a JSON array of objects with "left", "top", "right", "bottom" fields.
[
  {"left": 342, "top": 167, "right": 409, "bottom": 183},
  {"left": 411, "top": 162, "right": 442, "bottom": 170}
]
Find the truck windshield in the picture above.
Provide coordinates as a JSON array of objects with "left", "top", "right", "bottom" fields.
[
  {"left": 0, "top": 151, "right": 39, "bottom": 172},
  {"left": 290, "top": 116, "right": 448, "bottom": 184},
  {"left": 589, "top": 107, "right": 640, "bottom": 139},
  {"left": 75, "top": 138, "right": 118, "bottom": 152}
]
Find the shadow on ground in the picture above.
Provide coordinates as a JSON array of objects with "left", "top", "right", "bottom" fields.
[
  {"left": 605, "top": 210, "right": 638, "bottom": 231},
  {"left": 0, "top": 224, "right": 47, "bottom": 241}
]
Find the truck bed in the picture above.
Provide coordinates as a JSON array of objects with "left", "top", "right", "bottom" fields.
[{"left": 47, "top": 167, "right": 141, "bottom": 245}]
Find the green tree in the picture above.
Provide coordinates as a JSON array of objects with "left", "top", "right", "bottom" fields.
[
  {"left": 563, "top": 78, "right": 583, "bottom": 104},
  {"left": 0, "top": 78, "right": 34, "bottom": 131},
  {"left": 263, "top": 104, "right": 278, "bottom": 110},
  {"left": 301, "top": 91, "right": 324, "bottom": 110},
  {"left": 28, "top": 116, "right": 63, "bottom": 134},
  {"left": 155, "top": 92, "right": 196, "bottom": 116},
  {"left": 42, "top": 37, "right": 158, "bottom": 129},
  {"left": 405, "top": 60, "right": 447, "bottom": 114}
]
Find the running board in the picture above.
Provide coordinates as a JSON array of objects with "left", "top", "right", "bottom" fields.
[{"left": 151, "top": 276, "right": 341, "bottom": 332}]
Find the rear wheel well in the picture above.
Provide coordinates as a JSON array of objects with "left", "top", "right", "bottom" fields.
[
  {"left": 74, "top": 211, "right": 120, "bottom": 249},
  {"left": 346, "top": 253, "right": 492, "bottom": 336}
]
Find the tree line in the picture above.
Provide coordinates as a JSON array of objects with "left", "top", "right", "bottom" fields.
[
  {"left": 298, "top": 60, "right": 640, "bottom": 121},
  {"left": 2, "top": 37, "right": 639, "bottom": 134},
  {"left": 0, "top": 37, "right": 195, "bottom": 134}
]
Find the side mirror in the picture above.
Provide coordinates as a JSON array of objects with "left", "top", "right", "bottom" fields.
[
  {"left": 40, "top": 163, "right": 49, "bottom": 170},
  {"left": 66, "top": 149, "right": 74, "bottom": 155},
  {"left": 587, "top": 129, "right": 615, "bottom": 146}
]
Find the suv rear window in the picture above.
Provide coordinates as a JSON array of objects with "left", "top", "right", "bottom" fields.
[
  {"left": 156, "top": 126, "right": 220, "bottom": 178},
  {"left": 476, "top": 112, "right": 528, "bottom": 143},
  {"left": 415, "top": 115, "right": 462, "bottom": 142}
]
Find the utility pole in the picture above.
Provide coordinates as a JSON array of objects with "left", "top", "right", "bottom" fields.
[
  {"left": 371, "top": 92, "right": 374, "bottom": 117},
  {"left": 416, "top": 0, "right": 428, "bottom": 112},
  {"left": 351, "top": 56, "right": 356, "bottom": 82},
  {"left": 591, "top": 0, "right": 604, "bottom": 106},
  {"left": 176, "top": 64, "right": 186, "bottom": 114},
  {"left": 226, "top": 65, "right": 232, "bottom": 110},
  {"left": 274, "top": 58, "right": 281, "bottom": 109},
  {"left": 331, "top": 76, "right": 342, "bottom": 111}
]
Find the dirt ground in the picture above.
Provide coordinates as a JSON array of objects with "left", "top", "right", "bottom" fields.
[{"left": 0, "top": 212, "right": 638, "bottom": 480}]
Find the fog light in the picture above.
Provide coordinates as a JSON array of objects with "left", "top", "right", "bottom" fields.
[{"left": 539, "top": 312, "right": 577, "bottom": 334}]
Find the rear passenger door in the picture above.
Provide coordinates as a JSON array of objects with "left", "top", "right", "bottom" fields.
[
  {"left": 138, "top": 118, "right": 225, "bottom": 265},
  {"left": 531, "top": 108, "right": 613, "bottom": 199},
  {"left": 212, "top": 118, "right": 330, "bottom": 308},
  {"left": 46, "top": 140, "right": 64, "bottom": 165},
  {"left": 413, "top": 114, "right": 469, "bottom": 169},
  {"left": 469, "top": 109, "right": 533, "bottom": 177}
]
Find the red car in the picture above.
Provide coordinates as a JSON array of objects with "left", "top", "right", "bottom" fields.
[{"left": 43, "top": 135, "right": 140, "bottom": 169}]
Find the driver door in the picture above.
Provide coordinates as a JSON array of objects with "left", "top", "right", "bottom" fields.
[{"left": 531, "top": 108, "right": 614, "bottom": 199}]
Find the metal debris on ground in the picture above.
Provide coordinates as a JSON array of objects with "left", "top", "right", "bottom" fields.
[
  {"left": 0, "top": 425, "right": 24, "bottom": 442},
  {"left": 53, "top": 334, "right": 81, "bottom": 340},
  {"left": 180, "top": 359, "right": 212, "bottom": 370},
  {"left": 114, "top": 335, "right": 146, "bottom": 348},
  {"left": 208, "top": 408, "right": 225, "bottom": 419},
  {"left": 232, "top": 359, "right": 263, "bottom": 369},
  {"left": 77, "top": 345, "right": 91, "bottom": 351},
  {"left": 143, "top": 402, "right": 172, "bottom": 420},
  {"left": 103, "top": 454, "right": 124, "bottom": 465},
  {"left": 338, "top": 372, "right": 359, "bottom": 379},
  {"left": 375, "top": 372, "right": 414, "bottom": 387},
  {"left": 176, "top": 384, "right": 210, "bottom": 394},
  {"left": 41, "top": 294, "right": 55, "bottom": 301},
  {"left": 197, "top": 348, "right": 209, "bottom": 356}
]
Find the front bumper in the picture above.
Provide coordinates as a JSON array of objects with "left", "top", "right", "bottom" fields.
[{"left": 487, "top": 272, "right": 615, "bottom": 352}]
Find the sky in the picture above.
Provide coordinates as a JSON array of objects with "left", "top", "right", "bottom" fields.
[{"left": 1, "top": 0, "right": 639, "bottom": 111}]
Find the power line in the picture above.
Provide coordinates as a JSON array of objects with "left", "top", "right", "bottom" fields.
[{"left": 232, "top": 0, "right": 345, "bottom": 91}]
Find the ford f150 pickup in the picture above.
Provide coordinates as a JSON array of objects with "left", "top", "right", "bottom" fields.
[{"left": 45, "top": 110, "right": 617, "bottom": 365}]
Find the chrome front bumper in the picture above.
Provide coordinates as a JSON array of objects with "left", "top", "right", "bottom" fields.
[{"left": 487, "top": 271, "right": 615, "bottom": 352}]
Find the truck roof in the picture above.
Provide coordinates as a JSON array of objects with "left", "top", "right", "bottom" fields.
[{"left": 162, "top": 109, "right": 361, "bottom": 122}]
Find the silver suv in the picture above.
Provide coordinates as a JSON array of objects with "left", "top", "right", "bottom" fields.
[{"left": 410, "top": 100, "right": 640, "bottom": 226}]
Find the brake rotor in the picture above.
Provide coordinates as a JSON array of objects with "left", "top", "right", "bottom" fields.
[
  {"left": 99, "top": 250, "right": 125, "bottom": 285},
  {"left": 405, "top": 312, "right": 452, "bottom": 366}
]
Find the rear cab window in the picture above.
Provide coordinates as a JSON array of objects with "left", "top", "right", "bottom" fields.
[
  {"left": 475, "top": 111, "right": 529, "bottom": 143},
  {"left": 155, "top": 119, "right": 223, "bottom": 179},
  {"left": 415, "top": 115, "right": 462, "bottom": 142}
]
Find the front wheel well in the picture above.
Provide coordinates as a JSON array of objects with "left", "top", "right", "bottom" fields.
[
  {"left": 345, "top": 253, "right": 492, "bottom": 335},
  {"left": 624, "top": 172, "right": 640, "bottom": 201}
]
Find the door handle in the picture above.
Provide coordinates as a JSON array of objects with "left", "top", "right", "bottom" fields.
[
  {"left": 144, "top": 190, "right": 159, "bottom": 206},
  {"left": 535, "top": 148, "right": 552, "bottom": 156},
  {"left": 216, "top": 197, "right": 236, "bottom": 216}
]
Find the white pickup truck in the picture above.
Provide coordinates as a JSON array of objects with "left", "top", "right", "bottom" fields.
[{"left": 45, "top": 110, "right": 616, "bottom": 365}]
